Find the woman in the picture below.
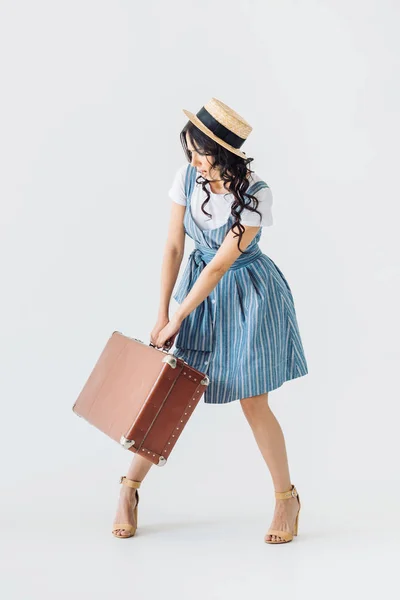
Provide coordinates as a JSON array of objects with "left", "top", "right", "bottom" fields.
[{"left": 112, "top": 97, "right": 308, "bottom": 544}]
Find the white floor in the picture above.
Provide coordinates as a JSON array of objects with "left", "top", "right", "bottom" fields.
[
  {"left": 2, "top": 391, "right": 398, "bottom": 600},
  {"left": 1, "top": 477, "right": 396, "bottom": 600}
]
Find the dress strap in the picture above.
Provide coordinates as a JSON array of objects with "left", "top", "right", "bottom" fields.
[
  {"left": 246, "top": 180, "right": 270, "bottom": 195},
  {"left": 184, "top": 164, "right": 197, "bottom": 204}
]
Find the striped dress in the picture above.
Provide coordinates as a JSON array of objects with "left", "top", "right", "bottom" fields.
[{"left": 172, "top": 164, "right": 308, "bottom": 404}]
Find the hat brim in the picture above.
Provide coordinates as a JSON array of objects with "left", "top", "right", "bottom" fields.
[{"left": 182, "top": 109, "right": 247, "bottom": 159}]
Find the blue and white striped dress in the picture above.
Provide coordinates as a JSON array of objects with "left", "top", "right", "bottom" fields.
[{"left": 172, "top": 164, "right": 308, "bottom": 404}]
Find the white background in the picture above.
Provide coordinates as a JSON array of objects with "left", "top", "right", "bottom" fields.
[{"left": 1, "top": 0, "right": 399, "bottom": 598}]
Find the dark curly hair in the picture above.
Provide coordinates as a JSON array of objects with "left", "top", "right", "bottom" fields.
[{"left": 180, "top": 121, "right": 262, "bottom": 254}]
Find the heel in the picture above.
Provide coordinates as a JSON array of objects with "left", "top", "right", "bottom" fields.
[
  {"left": 293, "top": 512, "right": 299, "bottom": 536},
  {"left": 293, "top": 489, "right": 300, "bottom": 536}
]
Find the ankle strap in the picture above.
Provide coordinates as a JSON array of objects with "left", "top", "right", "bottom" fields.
[
  {"left": 120, "top": 475, "right": 141, "bottom": 489},
  {"left": 275, "top": 484, "right": 297, "bottom": 499}
]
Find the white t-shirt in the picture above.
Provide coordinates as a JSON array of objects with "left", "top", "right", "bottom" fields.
[{"left": 168, "top": 163, "right": 273, "bottom": 230}]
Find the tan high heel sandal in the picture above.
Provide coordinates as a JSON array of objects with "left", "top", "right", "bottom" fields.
[
  {"left": 112, "top": 476, "right": 141, "bottom": 538},
  {"left": 264, "top": 484, "right": 301, "bottom": 544}
]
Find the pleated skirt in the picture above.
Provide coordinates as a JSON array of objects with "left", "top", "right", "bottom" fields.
[{"left": 173, "top": 252, "right": 309, "bottom": 405}]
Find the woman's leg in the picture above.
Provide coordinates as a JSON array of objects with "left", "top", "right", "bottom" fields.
[
  {"left": 113, "top": 453, "right": 154, "bottom": 537},
  {"left": 240, "top": 393, "right": 300, "bottom": 542}
]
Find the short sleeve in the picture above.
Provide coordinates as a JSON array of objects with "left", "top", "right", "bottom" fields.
[
  {"left": 240, "top": 185, "right": 273, "bottom": 227},
  {"left": 168, "top": 163, "right": 188, "bottom": 206}
]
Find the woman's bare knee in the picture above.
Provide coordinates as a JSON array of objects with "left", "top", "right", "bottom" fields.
[{"left": 240, "top": 392, "right": 269, "bottom": 415}]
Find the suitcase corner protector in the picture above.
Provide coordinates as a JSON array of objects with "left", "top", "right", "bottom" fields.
[
  {"left": 120, "top": 436, "right": 136, "bottom": 449},
  {"left": 161, "top": 354, "right": 178, "bottom": 368}
]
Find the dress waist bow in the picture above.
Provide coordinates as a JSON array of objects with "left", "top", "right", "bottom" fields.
[{"left": 173, "top": 243, "right": 263, "bottom": 352}]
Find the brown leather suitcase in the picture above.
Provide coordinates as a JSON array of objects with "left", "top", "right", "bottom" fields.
[{"left": 72, "top": 331, "right": 209, "bottom": 466}]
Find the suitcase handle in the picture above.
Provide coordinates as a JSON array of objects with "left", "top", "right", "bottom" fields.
[
  {"left": 114, "top": 331, "right": 175, "bottom": 354},
  {"left": 149, "top": 340, "right": 173, "bottom": 353}
]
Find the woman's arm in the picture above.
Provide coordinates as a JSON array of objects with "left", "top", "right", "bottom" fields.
[
  {"left": 174, "top": 225, "right": 261, "bottom": 324},
  {"left": 158, "top": 202, "right": 186, "bottom": 319}
]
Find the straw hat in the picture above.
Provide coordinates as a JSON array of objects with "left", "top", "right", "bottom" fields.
[{"left": 182, "top": 97, "right": 252, "bottom": 159}]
